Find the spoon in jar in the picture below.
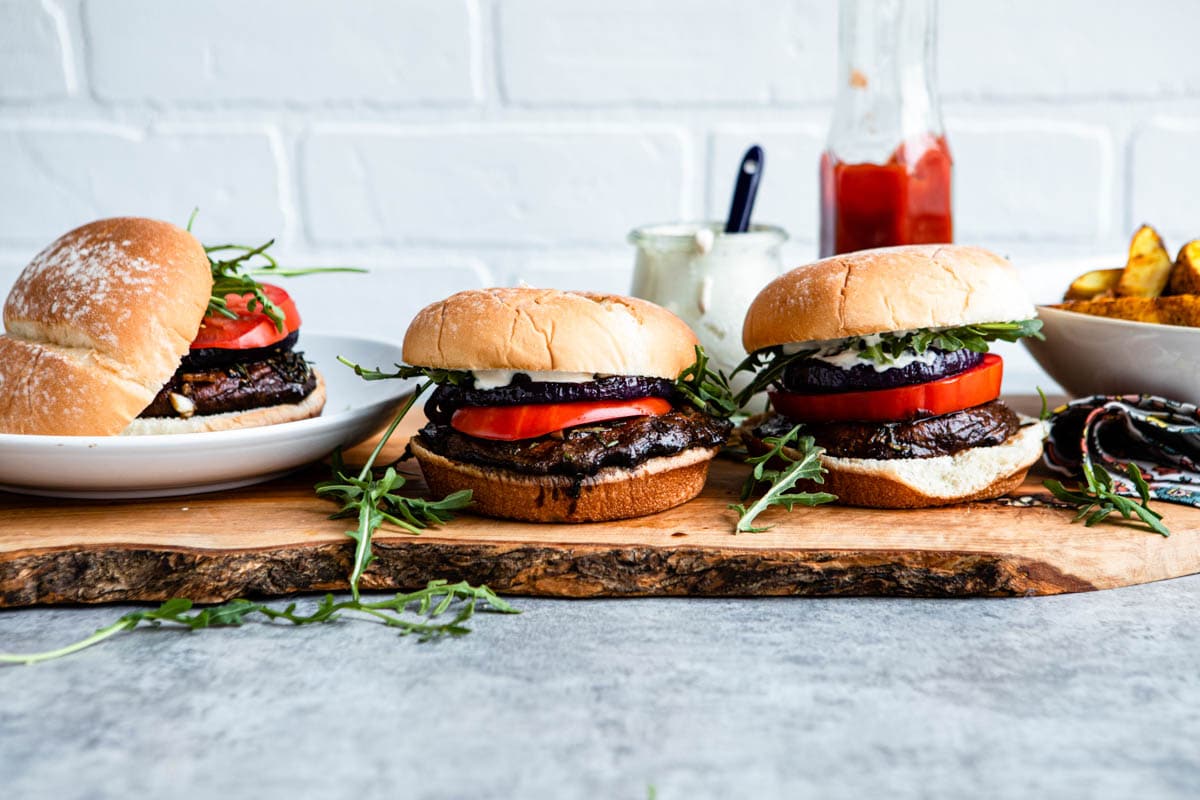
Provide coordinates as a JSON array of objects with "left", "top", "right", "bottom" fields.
[{"left": 724, "top": 144, "right": 764, "bottom": 234}]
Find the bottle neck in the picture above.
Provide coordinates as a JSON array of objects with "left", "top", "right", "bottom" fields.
[{"left": 827, "top": 0, "right": 943, "bottom": 164}]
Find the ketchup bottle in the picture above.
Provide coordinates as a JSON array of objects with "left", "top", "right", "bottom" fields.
[{"left": 819, "top": 0, "right": 952, "bottom": 257}]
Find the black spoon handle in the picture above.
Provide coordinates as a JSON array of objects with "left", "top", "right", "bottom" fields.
[{"left": 724, "top": 144, "right": 764, "bottom": 234}]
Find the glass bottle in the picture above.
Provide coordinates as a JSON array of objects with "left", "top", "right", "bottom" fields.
[{"left": 819, "top": 0, "right": 952, "bottom": 257}]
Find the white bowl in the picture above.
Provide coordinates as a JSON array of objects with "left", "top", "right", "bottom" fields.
[{"left": 1024, "top": 306, "right": 1200, "bottom": 401}]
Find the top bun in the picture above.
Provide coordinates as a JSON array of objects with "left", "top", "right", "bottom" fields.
[
  {"left": 0, "top": 217, "right": 211, "bottom": 435},
  {"left": 404, "top": 287, "right": 699, "bottom": 379},
  {"left": 742, "top": 244, "right": 1036, "bottom": 352}
]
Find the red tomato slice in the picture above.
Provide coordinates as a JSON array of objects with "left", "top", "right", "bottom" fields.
[
  {"left": 770, "top": 354, "right": 1003, "bottom": 423},
  {"left": 192, "top": 283, "right": 301, "bottom": 350},
  {"left": 451, "top": 397, "right": 672, "bottom": 441}
]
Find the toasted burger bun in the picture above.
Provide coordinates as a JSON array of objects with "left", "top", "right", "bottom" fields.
[
  {"left": 403, "top": 287, "right": 699, "bottom": 379},
  {"left": 745, "top": 419, "right": 1045, "bottom": 509},
  {"left": 409, "top": 439, "right": 719, "bottom": 523},
  {"left": 742, "top": 244, "right": 1036, "bottom": 352},
  {"left": 121, "top": 371, "right": 326, "bottom": 435},
  {"left": 0, "top": 217, "right": 211, "bottom": 436}
]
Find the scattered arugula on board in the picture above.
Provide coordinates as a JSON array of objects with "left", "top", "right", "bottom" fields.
[
  {"left": 1044, "top": 462, "right": 1169, "bottom": 537},
  {"left": 731, "top": 319, "right": 1045, "bottom": 405},
  {"left": 316, "top": 375, "right": 473, "bottom": 597},
  {"left": 186, "top": 208, "right": 366, "bottom": 331},
  {"left": 1034, "top": 386, "right": 1168, "bottom": 536},
  {"left": 730, "top": 425, "right": 836, "bottom": 533}
]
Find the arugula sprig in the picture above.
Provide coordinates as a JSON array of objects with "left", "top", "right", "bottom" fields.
[
  {"left": 315, "top": 375, "right": 474, "bottom": 599},
  {"left": 731, "top": 346, "right": 816, "bottom": 406},
  {"left": 336, "top": 357, "right": 474, "bottom": 387},
  {"left": 205, "top": 241, "right": 365, "bottom": 331},
  {"left": 1044, "top": 461, "right": 1169, "bottom": 537},
  {"left": 675, "top": 346, "right": 738, "bottom": 418},
  {"left": 188, "top": 210, "right": 365, "bottom": 332},
  {"left": 730, "top": 425, "right": 836, "bottom": 532},
  {"left": 854, "top": 319, "right": 1044, "bottom": 365},
  {"left": 0, "top": 580, "right": 517, "bottom": 666}
]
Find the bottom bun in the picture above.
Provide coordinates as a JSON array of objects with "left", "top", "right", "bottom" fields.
[
  {"left": 121, "top": 371, "right": 326, "bottom": 435},
  {"left": 747, "top": 418, "right": 1045, "bottom": 509},
  {"left": 409, "top": 439, "right": 719, "bottom": 523}
]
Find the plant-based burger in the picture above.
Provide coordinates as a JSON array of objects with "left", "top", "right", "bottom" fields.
[
  {"left": 736, "top": 244, "right": 1045, "bottom": 509},
  {"left": 0, "top": 217, "right": 325, "bottom": 436},
  {"left": 390, "top": 288, "right": 733, "bottom": 523}
]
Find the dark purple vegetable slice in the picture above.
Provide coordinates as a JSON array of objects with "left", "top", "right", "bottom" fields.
[{"left": 183, "top": 330, "right": 300, "bottom": 369}]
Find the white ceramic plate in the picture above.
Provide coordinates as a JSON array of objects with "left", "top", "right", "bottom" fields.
[
  {"left": 1025, "top": 305, "right": 1200, "bottom": 401},
  {"left": 0, "top": 332, "right": 416, "bottom": 499}
]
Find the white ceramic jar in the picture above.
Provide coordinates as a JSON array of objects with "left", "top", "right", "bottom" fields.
[{"left": 629, "top": 222, "right": 787, "bottom": 388}]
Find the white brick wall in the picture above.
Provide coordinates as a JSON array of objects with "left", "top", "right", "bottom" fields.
[{"left": 3, "top": 0, "right": 1200, "bottom": 393}]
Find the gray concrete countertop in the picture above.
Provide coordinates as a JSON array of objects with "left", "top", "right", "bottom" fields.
[{"left": 3, "top": 577, "right": 1200, "bottom": 799}]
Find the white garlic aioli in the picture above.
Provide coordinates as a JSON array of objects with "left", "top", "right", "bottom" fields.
[
  {"left": 628, "top": 222, "right": 786, "bottom": 390},
  {"left": 783, "top": 331, "right": 951, "bottom": 373},
  {"left": 469, "top": 370, "right": 597, "bottom": 391}
]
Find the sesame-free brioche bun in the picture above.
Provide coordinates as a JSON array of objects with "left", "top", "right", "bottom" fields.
[
  {"left": 409, "top": 438, "right": 719, "bottom": 523},
  {"left": 742, "top": 245, "right": 1036, "bottom": 352},
  {"left": 403, "top": 287, "right": 700, "bottom": 379},
  {"left": 0, "top": 217, "right": 212, "bottom": 436},
  {"left": 742, "top": 416, "right": 1045, "bottom": 509}
]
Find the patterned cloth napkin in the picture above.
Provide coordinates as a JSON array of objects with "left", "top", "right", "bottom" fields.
[{"left": 1043, "top": 394, "right": 1200, "bottom": 507}]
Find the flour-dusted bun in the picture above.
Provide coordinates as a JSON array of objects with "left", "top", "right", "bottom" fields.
[
  {"left": 121, "top": 371, "right": 326, "bottom": 435},
  {"left": 743, "top": 418, "right": 1045, "bottom": 509},
  {"left": 403, "top": 287, "right": 700, "bottom": 379},
  {"left": 0, "top": 218, "right": 212, "bottom": 436},
  {"left": 410, "top": 439, "right": 719, "bottom": 523},
  {"left": 742, "top": 245, "right": 1036, "bottom": 352}
]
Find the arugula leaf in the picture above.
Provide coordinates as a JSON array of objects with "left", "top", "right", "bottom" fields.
[
  {"left": 674, "top": 345, "right": 738, "bottom": 418},
  {"left": 314, "top": 378, "right": 475, "bottom": 598},
  {"left": 729, "top": 425, "right": 836, "bottom": 532},
  {"left": 336, "top": 356, "right": 473, "bottom": 387},
  {"left": 1036, "top": 386, "right": 1051, "bottom": 421},
  {"left": 189, "top": 211, "right": 364, "bottom": 333},
  {"left": 0, "top": 581, "right": 518, "bottom": 666},
  {"left": 1044, "top": 461, "right": 1169, "bottom": 537},
  {"left": 730, "top": 346, "right": 816, "bottom": 407},
  {"left": 850, "top": 319, "right": 1045, "bottom": 365},
  {"left": 205, "top": 241, "right": 365, "bottom": 332}
]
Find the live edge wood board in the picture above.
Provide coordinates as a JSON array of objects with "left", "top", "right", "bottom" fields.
[{"left": 3, "top": 398, "right": 1200, "bottom": 606}]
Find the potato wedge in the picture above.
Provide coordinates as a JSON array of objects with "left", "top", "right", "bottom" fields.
[
  {"left": 1115, "top": 224, "right": 1172, "bottom": 298},
  {"left": 1064, "top": 268, "right": 1122, "bottom": 301},
  {"left": 1056, "top": 294, "right": 1200, "bottom": 327},
  {"left": 1168, "top": 240, "right": 1200, "bottom": 296}
]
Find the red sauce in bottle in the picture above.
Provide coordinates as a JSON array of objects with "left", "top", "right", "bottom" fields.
[{"left": 819, "top": 135, "right": 953, "bottom": 257}]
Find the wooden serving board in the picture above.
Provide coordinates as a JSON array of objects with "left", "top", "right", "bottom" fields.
[{"left": 3, "top": 399, "right": 1200, "bottom": 606}]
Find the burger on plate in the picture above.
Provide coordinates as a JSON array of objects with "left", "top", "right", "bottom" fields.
[
  {"left": 0, "top": 217, "right": 324, "bottom": 436},
  {"left": 401, "top": 287, "right": 733, "bottom": 522},
  {"left": 737, "top": 244, "right": 1045, "bottom": 508}
]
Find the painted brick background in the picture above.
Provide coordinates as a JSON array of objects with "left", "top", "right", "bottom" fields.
[{"left": 2, "top": 0, "right": 1199, "bottom": 392}]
